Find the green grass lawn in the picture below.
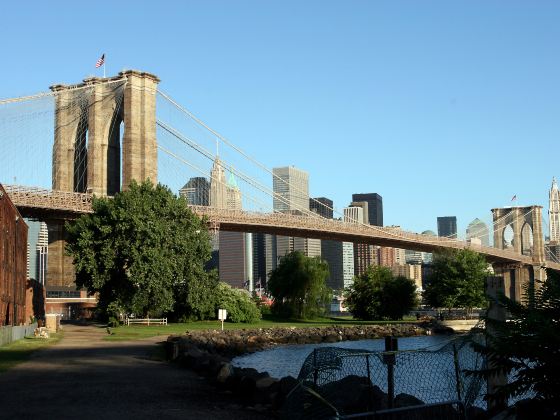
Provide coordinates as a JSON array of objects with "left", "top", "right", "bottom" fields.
[
  {"left": 104, "top": 315, "right": 419, "bottom": 341},
  {"left": 0, "top": 332, "right": 63, "bottom": 373}
]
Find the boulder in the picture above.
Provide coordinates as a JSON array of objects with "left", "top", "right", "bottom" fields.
[
  {"left": 216, "top": 362, "right": 234, "bottom": 384},
  {"left": 278, "top": 375, "right": 299, "bottom": 396},
  {"left": 393, "top": 393, "right": 424, "bottom": 408},
  {"left": 320, "top": 375, "right": 388, "bottom": 414},
  {"left": 178, "top": 345, "right": 206, "bottom": 368}
]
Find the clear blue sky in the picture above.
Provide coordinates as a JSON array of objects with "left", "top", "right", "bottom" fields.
[{"left": 1, "top": 1, "right": 559, "bottom": 236}]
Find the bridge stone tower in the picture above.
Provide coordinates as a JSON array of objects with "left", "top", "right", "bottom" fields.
[
  {"left": 51, "top": 70, "right": 159, "bottom": 195},
  {"left": 47, "top": 71, "right": 159, "bottom": 294},
  {"left": 491, "top": 205, "right": 546, "bottom": 301}
]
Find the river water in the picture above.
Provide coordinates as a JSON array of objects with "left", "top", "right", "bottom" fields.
[{"left": 232, "top": 334, "right": 455, "bottom": 379}]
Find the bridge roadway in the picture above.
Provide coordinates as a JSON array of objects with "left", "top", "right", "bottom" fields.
[{"left": 5, "top": 184, "right": 560, "bottom": 270}]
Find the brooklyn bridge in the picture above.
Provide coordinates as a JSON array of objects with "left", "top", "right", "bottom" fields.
[{"left": 1, "top": 70, "right": 558, "bottom": 309}]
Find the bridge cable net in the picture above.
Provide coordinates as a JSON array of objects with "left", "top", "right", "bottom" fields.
[
  {"left": 0, "top": 79, "right": 126, "bottom": 192},
  {"left": 155, "top": 90, "right": 536, "bottom": 263}
]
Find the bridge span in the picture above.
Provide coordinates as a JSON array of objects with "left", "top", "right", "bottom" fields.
[{"left": 6, "top": 184, "right": 560, "bottom": 271}]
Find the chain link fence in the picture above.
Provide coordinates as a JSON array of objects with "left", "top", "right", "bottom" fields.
[{"left": 281, "top": 333, "right": 486, "bottom": 419}]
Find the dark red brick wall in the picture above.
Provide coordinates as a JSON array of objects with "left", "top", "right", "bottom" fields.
[{"left": 0, "top": 184, "right": 29, "bottom": 326}]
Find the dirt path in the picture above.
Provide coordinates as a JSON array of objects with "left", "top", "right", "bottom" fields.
[{"left": 0, "top": 324, "right": 268, "bottom": 419}]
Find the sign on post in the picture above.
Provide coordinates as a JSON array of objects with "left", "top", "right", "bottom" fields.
[{"left": 218, "top": 309, "right": 227, "bottom": 331}]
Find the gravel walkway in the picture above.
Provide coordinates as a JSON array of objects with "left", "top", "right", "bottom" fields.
[{"left": 0, "top": 324, "right": 269, "bottom": 419}]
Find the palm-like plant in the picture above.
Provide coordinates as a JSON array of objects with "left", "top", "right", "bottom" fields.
[{"left": 468, "top": 269, "right": 560, "bottom": 415}]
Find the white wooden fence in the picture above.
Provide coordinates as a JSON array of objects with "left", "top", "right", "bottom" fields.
[{"left": 125, "top": 318, "right": 167, "bottom": 326}]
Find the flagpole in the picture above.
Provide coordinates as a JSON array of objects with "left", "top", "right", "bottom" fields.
[{"left": 103, "top": 56, "right": 106, "bottom": 78}]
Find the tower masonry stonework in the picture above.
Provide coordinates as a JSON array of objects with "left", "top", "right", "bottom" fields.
[
  {"left": 51, "top": 70, "right": 159, "bottom": 196},
  {"left": 491, "top": 205, "right": 546, "bottom": 301}
]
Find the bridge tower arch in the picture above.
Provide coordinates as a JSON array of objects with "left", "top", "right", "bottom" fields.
[
  {"left": 491, "top": 205, "right": 546, "bottom": 301},
  {"left": 51, "top": 70, "right": 159, "bottom": 196}
]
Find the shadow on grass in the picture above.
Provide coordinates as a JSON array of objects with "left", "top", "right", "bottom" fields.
[{"left": 0, "top": 332, "right": 63, "bottom": 373}]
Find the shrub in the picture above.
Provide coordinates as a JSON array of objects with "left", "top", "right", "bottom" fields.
[
  {"left": 215, "top": 282, "right": 262, "bottom": 323},
  {"left": 344, "top": 266, "right": 418, "bottom": 320}
]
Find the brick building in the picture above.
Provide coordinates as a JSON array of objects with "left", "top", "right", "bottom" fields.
[{"left": 0, "top": 184, "right": 29, "bottom": 326}]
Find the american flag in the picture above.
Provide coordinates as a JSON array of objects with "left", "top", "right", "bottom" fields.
[{"left": 95, "top": 54, "right": 105, "bottom": 68}]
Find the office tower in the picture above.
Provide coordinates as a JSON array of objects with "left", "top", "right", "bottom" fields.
[
  {"left": 319, "top": 208, "right": 357, "bottom": 290},
  {"left": 344, "top": 206, "right": 364, "bottom": 224},
  {"left": 351, "top": 193, "right": 383, "bottom": 226},
  {"left": 219, "top": 231, "right": 248, "bottom": 289},
  {"left": 391, "top": 264, "right": 423, "bottom": 291},
  {"left": 437, "top": 216, "right": 457, "bottom": 239},
  {"left": 210, "top": 157, "right": 227, "bottom": 209},
  {"left": 273, "top": 166, "right": 309, "bottom": 213},
  {"left": 550, "top": 177, "right": 560, "bottom": 243},
  {"left": 276, "top": 236, "right": 321, "bottom": 258},
  {"left": 210, "top": 161, "right": 252, "bottom": 289},
  {"left": 421, "top": 230, "right": 436, "bottom": 263},
  {"left": 179, "top": 177, "right": 210, "bottom": 206},
  {"left": 272, "top": 166, "right": 319, "bottom": 260},
  {"left": 347, "top": 201, "right": 377, "bottom": 275},
  {"left": 310, "top": 197, "right": 333, "bottom": 219},
  {"left": 322, "top": 240, "right": 354, "bottom": 291},
  {"left": 378, "top": 226, "right": 406, "bottom": 267},
  {"left": 405, "top": 249, "right": 423, "bottom": 265},
  {"left": 226, "top": 173, "right": 242, "bottom": 210},
  {"left": 252, "top": 233, "right": 276, "bottom": 290},
  {"left": 466, "top": 218, "right": 490, "bottom": 247},
  {"left": 37, "top": 222, "right": 48, "bottom": 285}
]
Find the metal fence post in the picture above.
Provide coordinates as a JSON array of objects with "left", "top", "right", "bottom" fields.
[
  {"left": 313, "top": 348, "right": 318, "bottom": 387},
  {"left": 384, "top": 336, "right": 398, "bottom": 409},
  {"left": 452, "top": 343, "right": 462, "bottom": 402},
  {"left": 366, "top": 354, "right": 371, "bottom": 383}
]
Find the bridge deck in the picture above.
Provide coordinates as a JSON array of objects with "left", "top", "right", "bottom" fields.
[{"left": 4, "top": 184, "right": 560, "bottom": 270}]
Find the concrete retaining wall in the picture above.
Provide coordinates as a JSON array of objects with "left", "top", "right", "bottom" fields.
[{"left": 0, "top": 323, "right": 38, "bottom": 347}]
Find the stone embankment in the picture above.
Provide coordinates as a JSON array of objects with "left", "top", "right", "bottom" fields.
[
  {"left": 164, "top": 324, "right": 432, "bottom": 414},
  {"left": 169, "top": 324, "right": 428, "bottom": 358}
]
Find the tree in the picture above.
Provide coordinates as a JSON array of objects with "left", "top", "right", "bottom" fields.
[
  {"left": 214, "top": 282, "right": 261, "bottom": 323},
  {"left": 66, "top": 180, "right": 217, "bottom": 319},
  {"left": 343, "top": 266, "right": 418, "bottom": 320},
  {"left": 267, "top": 251, "right": 331, "bottom": 319},
  {"left": 423, "top": 249, "right": 489, "bottom": 312},
  {"left": 468, "top": 270, "right": 560, "bottom": 415}
]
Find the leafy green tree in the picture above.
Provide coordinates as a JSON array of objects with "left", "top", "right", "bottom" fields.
[
  {"left": 423, "top": 249, "right": 489, "bottom": 312},
  {"left": 343, "top": 266, "right": 418, "bottom": 320},
  {"left": 468, "top": 270, "right": 560, "bottom": 415},
  {"left": 267, "top": 251, "right": 331, "bottom": 319},
  {"left": 66, "top": 180, "right": 216, "bottom": 319},
  {"left": 214, "top": 282, "right": 261, "bottom": 323}
]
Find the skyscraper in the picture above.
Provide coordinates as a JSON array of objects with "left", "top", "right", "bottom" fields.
[
  {"left": 252, "top": 233, "right": 276, "bottom": 289},
  {"left": 421, "top": 230, "right": 436, "bottom": 263},
  {"left": 351, "top": 193, "right": 383, "bottom": 226},
  {"left": 466, "top": 218, "right": 490, "bottom": 247},
  {"left": 348, "top": 201, "right": 378, "bottom": 275},
  {"left": 322, "top": 207, "right": 357, "bottom": 291},
  {"left": 179, "top": 177, "right": 210, "bottom": 206},
  {"left": 437, "top": 216, "right": 457, "bottom": 239},
  {"left": 273, "top": 166, "right": 309, "bottom": 213},
  {"left": 310, "top": 197, "right": 333, "bottom": 219},
  {"left": 549, "top": 177, "right": 560, "bottom": 243},
  {"left": 208, "top": 157, "right": 252, "bottom": 289},
  {"left": 322, "top": 240, "right": 354, "bottom": 291},
  {"left": 210, "top": 157, "right": 227, "bottom": 209},
  {"left": 378, "top": 226, "right": 406, "bottom": 267},
  {"left": 272, "top": 166, "right": 320, "bottom": 260}
]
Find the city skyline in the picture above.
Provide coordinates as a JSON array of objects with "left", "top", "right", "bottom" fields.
[{"left": 1, "top": 2, "right": 559, "bottom": 235}]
